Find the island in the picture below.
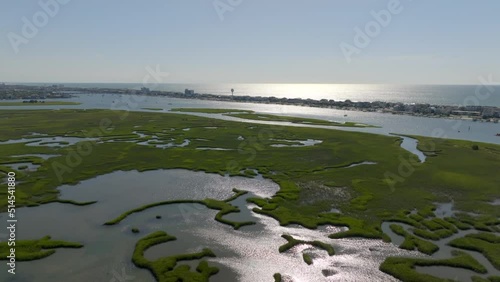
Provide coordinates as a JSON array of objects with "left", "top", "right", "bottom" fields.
[{"left": 1, "top": 84, "right": 499, "bottom": 123}]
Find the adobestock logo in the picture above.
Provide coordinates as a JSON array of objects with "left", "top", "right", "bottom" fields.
[
  {"left": 7, "top": 0, "right": 71, "bottom": 54},
  {"left": 340, "top": 0, "right": 411, "bottom": 63},
  {"left": 213, "top": 0, "right": 243, "bottom": 21}
]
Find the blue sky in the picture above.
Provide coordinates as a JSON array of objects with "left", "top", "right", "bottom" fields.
[{"left": 1, "top": 0, "right": 499, "bottom": 84}]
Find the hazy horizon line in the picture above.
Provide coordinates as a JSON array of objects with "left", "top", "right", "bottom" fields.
[{"left": 4, "top": 81, "right": 500, "bottom": 86}]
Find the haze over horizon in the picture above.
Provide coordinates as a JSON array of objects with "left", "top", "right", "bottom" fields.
[{"left": 1, "top": 0, "right": 499, "bottom": 84}]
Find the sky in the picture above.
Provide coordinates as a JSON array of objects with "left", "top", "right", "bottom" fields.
[{"left": 0, "top": 0, "right": 499, "bottom": 84}]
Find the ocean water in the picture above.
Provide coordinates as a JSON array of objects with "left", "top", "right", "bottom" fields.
[{"left": 12, "top": 83, "right": 500, "bottom": 107}]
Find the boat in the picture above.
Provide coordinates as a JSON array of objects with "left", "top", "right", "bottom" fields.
[{"left": 496, "top": 133, "right": 500, "bottom": 136}]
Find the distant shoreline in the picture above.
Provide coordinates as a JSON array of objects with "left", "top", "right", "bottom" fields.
[
  {"left": 0, "top": 101, "right": 81, "bottom": 106},
  {"left": 1, "top": 84, "right": 499, "bottom": 123}
]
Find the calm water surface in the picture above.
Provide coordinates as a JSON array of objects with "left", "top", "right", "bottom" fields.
[
  {"left": 0, "top": 169, "right": 418, "bottom": 282},
  {"left": 13, "top": 83, "right": 500, "bottom": 106},
  {"left": 1, "top": 89, "right": 498, "bottom": 281},
  {"left": 1, "top": 93, "right": 499, "bottom": 145}
]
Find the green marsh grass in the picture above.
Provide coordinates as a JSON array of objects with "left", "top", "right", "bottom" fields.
[
  {"left": 226, "top": 112, "right": 374, "bottom": 127},
  {"left": 380, "top": 250, "right": 487, "bottom": 282},
  {"left": 104, "top": 189, "right": 255, "bottom": 230},
  {"left": 0, "top": 101, "right": 81, "bottom": 106},
  {"left": 303, "top": 253, "right": 313, "bottom": 265},
  {"left": 448, "top": 233, "right": 500, "bottom": 270},
  {"left": 132, "top": 231, "right": 218, "bottom": 281},
  {"left": 171, "top": 108, "right": 252, "bottom": 114},
  {"left": 0, "top": 236, "right": 82, "bottom": 261},
  {"left": 1, "top": 109, "right": 499, "bottom": 280},
  {"left": 278, "top": 234, "right": 334, "bottom": 256}
]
